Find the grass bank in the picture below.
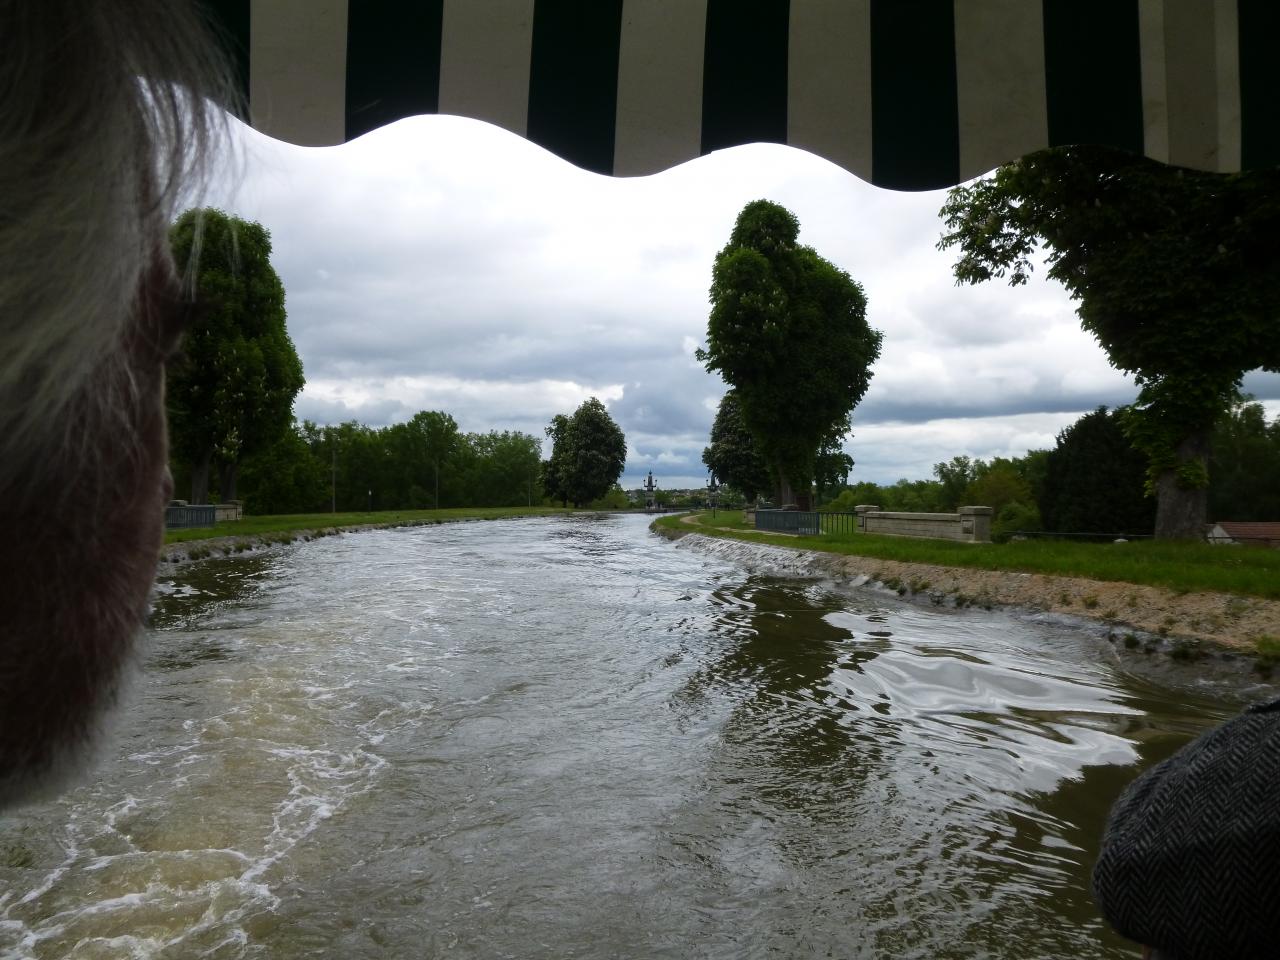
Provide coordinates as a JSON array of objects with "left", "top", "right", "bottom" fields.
[
  {"left": 659, "top": 511, "right": 1280, "bottom": 601},
  {"left": 165, "top": 506, "right": 581, "bottom": 545}
]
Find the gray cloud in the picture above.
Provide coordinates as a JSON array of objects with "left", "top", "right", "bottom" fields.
[{"left": 210, "top": 117, "right": 1278, "bottom": 488}]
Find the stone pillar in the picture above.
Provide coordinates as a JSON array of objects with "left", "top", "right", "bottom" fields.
[
  {"left": 854, "top": 504, "right": 880, "bottom": 533},
  {"left": 959, "top": 505, "right": 993, "bottom": 543}
]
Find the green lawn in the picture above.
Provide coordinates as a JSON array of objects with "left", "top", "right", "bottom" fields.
[
  {"left": 164, "top": 506, "right": 581, "bottom": 544},
  {"left": 659, "top": 511, "right": 1280, "bottom": 600}
]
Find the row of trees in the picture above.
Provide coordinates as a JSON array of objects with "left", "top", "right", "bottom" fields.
[
  {"left": 175, "top": 411, "right": 547, "bottom": 514},
  {"left": 817, "top": 398, "right": 1279, "bottom": 541},
  {"left": 166, "top": 208, "right": 642, "bottom": 516},
  {"left": 939, "top": 146, "right": 1280, "bottom": 539},
  {"left": 704, "top": 154, "right": 1279, "bottom": 541}
]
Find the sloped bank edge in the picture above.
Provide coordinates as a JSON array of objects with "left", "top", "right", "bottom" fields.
[
  {"left": 159, "top": 516, "right": 507, "bottom": 571},
  {"left": 158, "top": 509, "right": 635, "bottom": 572},
  {"left": 651, "top": 518, "right": 1280, "bottom": 671}
]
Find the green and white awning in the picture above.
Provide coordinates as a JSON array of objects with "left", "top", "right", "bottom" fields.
[{"left": 205, "top": 0, "right": 1278, "bottom": 190}]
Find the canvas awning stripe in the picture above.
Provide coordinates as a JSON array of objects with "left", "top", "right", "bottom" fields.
[
  {"left": 346, "top": 0, "right": 443, "bottom": 141},
  {"left": 869, "top": 0, "right": 960, "bottom": 191},
  {"left": 202, "top": 0, "right": 1276, "bottom": 190},
  {"left": 1239, "top": 1, "right": 1279, "bottom": 170},
  {"left": 701, "top": 0, "right": 790, "bottom": 157},
  {"left": 1043, "top": 0, "right": 1144, "bottom": 155}
]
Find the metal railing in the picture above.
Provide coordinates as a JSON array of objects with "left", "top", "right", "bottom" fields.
[
  {"left": 755, "top": 510, "right": 860, "bottom": 536},
  {"left": 165, "top": 504, "right": 216, "bottom": 529}
]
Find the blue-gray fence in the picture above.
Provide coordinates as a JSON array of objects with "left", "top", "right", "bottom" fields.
[
  {"left": 165, "top": 504, "right": 216, "bottom": 529},
  {"left": 755, "top": 510, "right": 859, "bottom": 536}
]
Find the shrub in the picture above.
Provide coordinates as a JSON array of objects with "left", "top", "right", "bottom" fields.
[{"left": 992, "top": 500, "right": 1042, "bottom": 543}]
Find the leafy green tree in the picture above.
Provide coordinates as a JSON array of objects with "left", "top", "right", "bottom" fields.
[
  {"left": 932, "top": 456, "right": 976, "bottom": 512},
  {"left": 964, "top": 463, "right": 1033, "bottom": 517},
  {"left": 698, "top": 200, "right": 882, "bottom": 509},
  {"left": 589, "top": 484, "right": 632, "bottom": 510},
  {"left": 461, "top": 430, "right": 543, "bottom": 506},
  {"left": 881, "top": 478, "right": 945, "bottom": 513},
  {"left": 318, "top": 420, "right": 386, "bottom": 512},
  {"left": 168, "top": 209, "right": 304, "bottom": 503},
  {"left": 542, "top": 413, "right": 573, "bottom": 506},
  {"left": 702, "top": 389, "right": 771, "bottom": 502},
  {"left": 939, "top": 146, "right": 1280, "bottom": 538},
  {"left": 814, "top": 424, "right": 854, "bottom": 506},
  {"left": 1210, "top": 399, "right": 1280, "bottom": 521},
  {"left": 1039, "top": 407, "right": 1154, "bottom": 535},
  {"left": 397, "top": 411, "right": 460, "bottom": 509},
  {"left": 543, "top": 398, "right": 627, "bottom": 508},
  {"left": 237, "top": 420, "right": 329, "bottom": 514},
  {"left": 963, "top": 462, "right": 1041, "bottom": 540}
]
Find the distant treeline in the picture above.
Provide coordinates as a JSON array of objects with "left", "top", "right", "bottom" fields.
[
  {"left": 172, "top": 411, "right": 556, "bottom": 515},
  {"left": 816, "top": 400, "right": 1280, "bottom": 540}
]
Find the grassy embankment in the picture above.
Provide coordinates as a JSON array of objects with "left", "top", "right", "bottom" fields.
[
  {"left": 658, "top": 511, "right": 1280, "bottom": 601},
  {"left": 164, "top": 506, "right": 580, "bottom": 545}
]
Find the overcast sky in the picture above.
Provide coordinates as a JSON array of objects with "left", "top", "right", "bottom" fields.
[{"left": 208, "top": 115, "right": 1280, "bottom": 490}]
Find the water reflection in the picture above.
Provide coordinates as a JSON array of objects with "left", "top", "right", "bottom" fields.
[{"left": 664, "top": 574, "right": 1237, "bottom": 957}]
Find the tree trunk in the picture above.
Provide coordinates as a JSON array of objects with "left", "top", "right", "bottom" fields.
[
  {"left": 776, "top": 476, "right": 795, "bottom": 508},
  {"left": 220, "top": 461, "right": 240, "bottom": 502},
  {"left": 190, "top": 449, "right": 212, "bottom": 504},
  {"left": 775, "top": 475, "right": 813, "bottom": 511},
  {"left": 1153, "top": 431, "right": 1210, "bottom": 540}
]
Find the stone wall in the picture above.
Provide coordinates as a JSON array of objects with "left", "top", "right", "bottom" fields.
[
  {"left": 213, "top": 502, "right": 243, "bottom": 522},
  {"left": 854, "top": 505, "right": 993, "bottom": 543}
]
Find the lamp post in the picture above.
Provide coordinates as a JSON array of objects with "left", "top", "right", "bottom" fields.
[{"left": 643, "top": 471, "right": 658, "bottom": 513}]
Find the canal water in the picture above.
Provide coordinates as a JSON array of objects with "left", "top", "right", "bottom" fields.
[{"left": 0, "top": 514, "right": 1268, "bottom": 959}]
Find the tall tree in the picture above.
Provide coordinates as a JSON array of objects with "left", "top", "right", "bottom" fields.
[
  {"left": 543, "top": 398, "right": 627, "bottom": 508},
  {"left": 698, "top": 200, "right": 882, "bottom": 509},
  {"left": 939, "top": 146, "right": 1280, "bottom": 538},
  {"left": 1039, "top": 407, "right": 1154, "bottom": 535},
  {"left": 168, "top": 209, "right": 304, "bottom": 503},
  {"left": 702, "top": 389, "right": 771, "bottom": 503},
  {"left": 462, "top": 430, "right": 543, "bottom": 507},
  {"left": 237, "top": 421, "right": 329, "bottom": 514},
  {"left": 542, "top": 413, "right": 573, "bottom": 507},
  {"left": 401, "top": 410, "right": 460, "bottom": 509},
  {"left": 932, "top": 455, "right": 977, "bottom": 512},
  {"left": 1210, "top": 399, "right": 1280, "bottom": 521},
  {"left": 814, "top": 421, "right": 854, "bottom": 506}
]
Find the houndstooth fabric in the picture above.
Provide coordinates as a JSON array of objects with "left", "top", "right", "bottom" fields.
[{"left": 1093, "top": 696, "right": 1280, "bottom": 959}]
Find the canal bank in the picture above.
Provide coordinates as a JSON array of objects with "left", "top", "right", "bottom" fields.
[
  {"left": 654, "top": 519, "right": 1280, "bottom": 663},
  {"left": 159, "top": 508, "right": 591, "bottom": 572}
]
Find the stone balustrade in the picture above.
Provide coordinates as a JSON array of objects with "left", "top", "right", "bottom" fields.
[{"left": 854, "top": 505, "right": 993, "bottom": 543}]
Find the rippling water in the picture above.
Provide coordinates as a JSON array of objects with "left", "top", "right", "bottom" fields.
[{"left": 1, "top": 514, "right": 1269, "bottom": 959}]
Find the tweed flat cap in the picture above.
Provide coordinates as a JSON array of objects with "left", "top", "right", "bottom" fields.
[{"left": 1093, "top": 696, "right": 1280, "bottom": 959}]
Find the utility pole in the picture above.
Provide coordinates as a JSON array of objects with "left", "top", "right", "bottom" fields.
[{"left": 331, "top": 433, "right": 336, "bottom": 513}]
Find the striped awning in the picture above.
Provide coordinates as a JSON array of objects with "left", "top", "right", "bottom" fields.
[{"left": 206, "top": 0, "right": 1278, "bottom": 191}]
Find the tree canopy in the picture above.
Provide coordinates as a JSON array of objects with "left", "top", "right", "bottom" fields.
[
  {"left": 167, "top": 208, "right": 304, "bottom": 503},
  {"left": 1210, "top": 399, "right": 1280, "bottom": 522},
  {"left": 938, "top": 147, "right": 1280, "bottom": 538},
  {"left": 543, "top": 397, "right": 627, "bottom": 507},
  {"left": 1039, "top": 407, "right": 1154, "bottom": 536},
  {"left": 698, "top": 200, "right": 882, "bottom": 507},
  {"left": 702, "top": 390, "right": 771, "bottom": 502}
]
